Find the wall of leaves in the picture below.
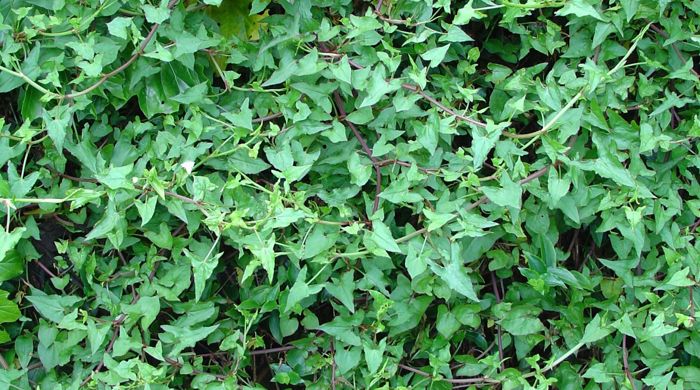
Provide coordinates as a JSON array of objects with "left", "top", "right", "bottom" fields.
[{"left": 0, "top": 0, "right": 699, "bottom": 388}]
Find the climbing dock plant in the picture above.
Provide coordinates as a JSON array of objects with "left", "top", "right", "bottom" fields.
[{"left": 0, "top": 0, "right": 699, "bottom": 388}]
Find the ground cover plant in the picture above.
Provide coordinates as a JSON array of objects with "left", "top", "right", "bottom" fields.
[{"left": 0, "top": 0, "right": 699, "bottom": 388}]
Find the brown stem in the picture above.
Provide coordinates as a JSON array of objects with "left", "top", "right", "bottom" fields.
[
  {"left": 671, "top": 107, "right": 681, "bottom": 128},
  {"left": 65, "top": 0, "right": 180, "bottom": 100},
  {"left": 332, "top": 90, "right": 382, "bottom": 214},
  {"left": 490, "top": 272, "right": 505, "bottom": 371},
  {"left": 249, "top": 345, "right": 295, "bottom": 356},
  {"left": 80, "top": 325, "right": 120, "bottom": 385},
  {"left": 332, "top": 92, "right": 377, "bottom": 162},
  {"left": 375, "top": 158, "right": 439, "bottom": 174},
  {"left": 622, "top": 335, "right": 637, "bottom": 390},
  {"left": 319, "top": 45, "right": 487, "bottom": 130},
  {"left": 34, "top": 260, "right": 58, "bottom": 279},
  {"left": 649, "top": 23, "right": 700, "bottom": 78},
  {"left": 476, "top": 341, "right": 496, "bottom": 359},
  {"left": 252, "top": 112, "right": 283, "bottom": 124},
  {"left": 397, "top": 364, "right": 500, "bottom": 385},
  {"left": 373, "top": 165, "right": 382, "bottom": 213},
  {"left": 330, "top": 339, "right": 337, "bottom": 390},
  {"left": 401, "top": 83, "right": 487, "bottom": 128},
  {"left": 690, "top": 218, "right": 700, "bottom": 234}
]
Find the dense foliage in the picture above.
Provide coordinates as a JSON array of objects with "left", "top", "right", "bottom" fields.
[{"left": 1, "top": 0, "right": 699, "bottom": 388}]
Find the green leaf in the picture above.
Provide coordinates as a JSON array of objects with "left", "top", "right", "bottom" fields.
[
  {"left": 502, "top": 313, "right": 544, "bottom": 336},
  {"left": 482, "top": 175, "right": 522, "bottom": 210},
  {"left": 0, "top": 291, "right": 19, "bottom": 324},
  {"left": 380, "top": 177, "right": 423, "bottom": 204},
  {"left": 640, "top": 313, "right": 677, "bottom": 341},
  {"left": 0, "top": 228, "right": 25, "bottom": 263},
  {"left": 331, "top": 56, "right": 352, "bottom": 85},
  {"left": 24, "top": 0, "right": 64, "bottom": 11},
  {"left": 250, "top": 0, "right": 269, "bottom": 13},
  {"left": 85, "top": 202, "right": 120, "bottom": 241},
  {"left": 423, "top": 209, "right": 455, "bottom": 231},
  {"left": 25, "top": 292, "right": 80, "bottom": 323},
  {"left": 436, "top": 304, "right": 460, "bottom": 338},
  {"left": 15, "top": 335, "right": 32, "bottom": 367},
  {"left": 325, "top": 271, "right": 355, "bottom": 313},
  {"left": 415, "top": 116, "right": 439, "bottom": 154},
  {"left": 547, "top": 169, "right": 570, "bottom": 205},
  {"left": 262, "top": 60, "right": 298, "bottom": 86},
  {"left": 420, "top": 44, "right": 450, "bottom": 68},
  {"left": 360, "top": 65, "right": 400, "bottom": 108},
  {"left": 347, "top": 153, "right": 371, "bottom": 186},
  {"left": 370, "top": 221, "right": 402, "bottom": 253},
  {"left": 556, "top": 0, "right": 605, "bottom": 21},
  {"left": 441, "top": 25, "right": 473, "bottom": 43},
  {"left": 453, "top": 1, "right": 484, "bottom": 25},
  {"left": 250, "top": 235, "right": 276, "bottom": 282},
  {"left": 345, "top": 107, "right": 374, "bottom": 125},
  {"left": 318, "top": 315, "right": 363, "bottom": 346},
  {"left": 581, "top": 314, "right": 612, "bottom": 344},
  {"left": 95, "top": 164, "right": 134, "bottom": 190},
  {"left": 661, "top": 267, "right": 695, "bottom": 288},
  {"left": 160, "top": 324, "right": 220, "bottom": 355},
  {"left": 106, "top": 17, "right": 132, "bottom": 39},
  {"left": 44, "top": 105, "right": 72, "bottom": 152},
  {"left": 185, "top": 239, "right": 223, "bottom": 302},
  {"left": 335, "top": 345, "right": 362, "bottom": 374},
  {"left": 428, "top": 243, "right": 479, "bottom": 302},
  {"left": 593, "top": 157, "right": 636, "bottom": 188},
  {"left": 222, "top": 98, "right": 253, "bottom": 130},
  {"left": 126, "top": 296, "right": 161, "bottom": 330},
  {"left": 405, "top": 244, "right": 428, "bottom": 278},
  {"left": 135, "top": 196, "right": 158, "bottom": 226},
  {"left": 284, "top": 267, "right": 324, "bottom": 312},
  {"left": 171, "top": 82, "right": 208, "bottom": 104},
  {"left": 620, "top": 0, "right": 639, "bottom": 21},
  {"left": 0, "top": 251, "right": 23, "bottom": 283},
  {"left": 143, "top": 1, "right": 170, "bottom": 24},
  {"left": 363, "top": 338, "right": 386, "bottom": 374}
]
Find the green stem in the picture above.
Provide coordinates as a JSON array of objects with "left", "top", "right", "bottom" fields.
[
  {"left": 608, "top": 23, "right": 651, "bottom": 76},
  {"left": 0, "top": 65, "right": 60, "bottom": 99},
  {"left": 499, "top": 0, "right": 566, "bottom": 9},
  {"left": 308, "top": 263, "right": 329, "bottom": 284},
  {"left": 2, "top": 197, "right": 67, "bottom": 204},
  {"left": 503, "top": 88, "right": 584, "bottom": 139},
  {"left": 38, "top": 0, "right": 116, "bottom": 37},
  {"left": 522, "top": 341, "right": 585, "bottom": 379}
]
